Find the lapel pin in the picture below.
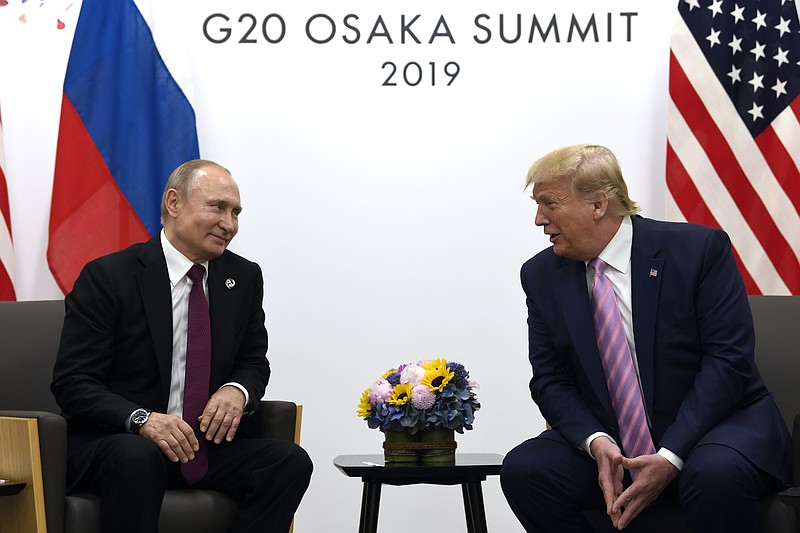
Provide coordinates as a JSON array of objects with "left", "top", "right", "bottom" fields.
[
  {"left": 649, "top": 268, "right": 658, "bottom": 278},
  {"left": 225, "top": 278, "right": 236, "bottom": 289}
]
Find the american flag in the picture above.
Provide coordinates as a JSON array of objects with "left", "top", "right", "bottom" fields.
[
  {"left": 666, "top": 0, "right": 800, "bottom": 295},
  {"left": 0, "top": 104, "right": 16, "bottom": 301}
]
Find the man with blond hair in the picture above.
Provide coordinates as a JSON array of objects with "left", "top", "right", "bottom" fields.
[{"left": 501, "top": 145, "right": 790, "bottom": 532}]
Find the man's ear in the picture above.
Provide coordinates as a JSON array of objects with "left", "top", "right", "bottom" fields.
[
  {"left": 164, "top": 189, "right": 181, "bottom": 218},
  {"left": 591, "top": 193, "right": 609, "bottom": 220}
]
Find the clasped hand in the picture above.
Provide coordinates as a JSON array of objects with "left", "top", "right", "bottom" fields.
[
  {"left": 591, "top": 437, "right": 679, "bottom": 530},
  {"left": 138, "top": 385, "right": 246, "bottom": 463}
]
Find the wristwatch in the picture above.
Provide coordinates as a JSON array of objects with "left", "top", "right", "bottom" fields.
[{"left": 130, "top": 408, "right": 151, "bottom": 434}]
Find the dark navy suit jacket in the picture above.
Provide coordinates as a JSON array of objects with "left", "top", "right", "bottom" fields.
[
  {"left": 521, "top": 215, "right": 791, "bottom": 483},
  {"left": 51, "top": 236, "right": 270, "bottom": 490}
]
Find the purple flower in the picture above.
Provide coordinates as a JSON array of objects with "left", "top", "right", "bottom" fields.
[
  {"left": 368, "top": 379, "right": 393, "bottom": 405},
  {"left": 410, "top": 384, "right": 436, "bottom": 410}
]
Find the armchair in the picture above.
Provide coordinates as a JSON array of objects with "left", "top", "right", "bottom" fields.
[
  {"left": 0, "top": 299, "right": 302, "bottom": 533},
  {"left": 582, "top": 295, "right": 800, "bottom": 532}
]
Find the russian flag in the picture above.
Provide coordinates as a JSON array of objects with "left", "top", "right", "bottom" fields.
[{"left": 49, "top": 0, "right": 199, "bottom": 294}]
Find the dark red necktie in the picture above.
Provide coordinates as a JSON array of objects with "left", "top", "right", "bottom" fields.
[{"left": 182, "top": 264, "right": 211, "bottom": 486}]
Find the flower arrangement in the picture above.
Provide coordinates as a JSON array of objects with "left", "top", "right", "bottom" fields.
[{"left": 357, "top": 358, "right": 480, "bottom": 434}]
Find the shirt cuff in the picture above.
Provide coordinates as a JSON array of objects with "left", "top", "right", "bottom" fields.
[
  {"left": 221, "top": 382, "right": 251, "bottom": 412},
  {"left": 657, "top": 447, "right": 684, "bottom": 470},
  {"left": 582, "top": 432, "right": 617, "bottom": 457}
]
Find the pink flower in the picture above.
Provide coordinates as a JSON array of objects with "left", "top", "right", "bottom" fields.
[
  {"left": 400, "top": 364, "right": 425, "bottom": 386},
  {"left": 411, "top": 384, "right": 436, "bottom": 410},
  {"left": 368, "top": 379, "right": 393, "bottom": 405}
]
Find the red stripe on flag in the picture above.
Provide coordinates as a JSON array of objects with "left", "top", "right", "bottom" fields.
[
  {"left": 668, "top": 53, "right": 800, "bottom": 294},
  {"left": 0, "top": 108, "right": 15, "bottom": 301},
  {"left": 754, "top": 114, "right": 800, "bottom": 216},
  {"left": 48, "top": 95, "right": 149, "bottom": 294},
  {"left": 666, "top": 142, "right": 761, "bottom": 295},
  {"left": 0, "top": 162, "right": 10, "bottom": 234}
]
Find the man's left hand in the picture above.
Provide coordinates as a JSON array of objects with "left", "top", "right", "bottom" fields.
[
  {"left": 611, "top": 454, "right": 679, "bottom": 529},
  {"left": 199, "top": 385, "right": 246, "bottom": 444}
]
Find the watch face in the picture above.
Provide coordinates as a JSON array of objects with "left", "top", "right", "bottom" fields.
[{"left": 132, "top": 409, "right": 149, "bottom": 427}]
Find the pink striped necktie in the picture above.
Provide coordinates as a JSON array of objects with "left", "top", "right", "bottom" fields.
[
  {"left": 590, "top": 258, "right": 655, "bottom": 476},
  {"left": 182, "top": 264, "right": 211, "bottom": 486}
]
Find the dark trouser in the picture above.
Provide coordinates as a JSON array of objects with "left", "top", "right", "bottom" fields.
[
  {"left": 500, "top": 435, "right": 780, "bottom": 533},
  {"left": 73, "top": 434, "right": 313, "bottom": 533}
]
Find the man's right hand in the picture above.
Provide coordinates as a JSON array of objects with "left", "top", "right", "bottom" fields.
[
  {"left": 139, "top": 412, "right": 199, "bottom": 463},
  {"left": 590, "top": 436, "right": 626, "bottom": 529}
]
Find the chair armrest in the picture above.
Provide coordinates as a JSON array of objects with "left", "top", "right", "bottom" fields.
[
  {"left": 793, "top": 412, "right": 800, "bottom": 486},
  {"left": 778, "top": 487, "right": 800, "bottom": 508},
  {"left": 243, "top": 401, "right": 301, "bottom": 443},
  {"left": 0, "top": 410, "right": 67, "bottom": 533}
]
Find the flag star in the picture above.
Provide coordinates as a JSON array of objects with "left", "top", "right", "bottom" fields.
[
  {"left": 750, "top": 40, "right": 766, "bottom": 61},
  {"left": 748, "top": 103, "right": 764, "bottom": 121},
  {"left": 748, "top": 72, "right": 764, "bottom": 91},
  {"left": 729, "top": 35, "right": 743, "bottom": 54},
  {"left": 772, "top": 78, "right": 788, "bottom": 97},
  {"left": 707, "top": 28, "right": 722, "bottom": 47},
  {"left": 728, "top": 65, "right": 742, "bottom": 84},
  {"left": 684, "top": 0, "right": 700, "bottom": 10},
  {"left": 752, "top": 10, "right": 767, "bottom": 30},
  {"left": 708, "top": 0, "right": 724, "bottom": 17},
  {"left": 774, "top": 47, "right": 789, "bottom": 67},
  {"left": 775, "top": 17, "right": 791, "bottom": 37},
  {"left": 730, "top": 4, "right": 745, "bottom": 23}
]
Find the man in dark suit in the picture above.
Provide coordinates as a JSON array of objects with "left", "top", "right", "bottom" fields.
[
  {"left": 500, "top": 145, "right": 791, "bottom": 532},
  {"left": 51, "top": 159, "right": 312, "bottom": 533}
]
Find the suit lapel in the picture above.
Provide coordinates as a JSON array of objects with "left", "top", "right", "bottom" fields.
[
  {"left": 559, "top": 259, "right": 615, "bottom": 416},
  {"left": 630, "top": 217, "right": 663, "bottom": 414},
  {"left": 208, "top": 254, "right": 236, "bottom": 386},
  {"left": 136, "top": 237, "right": 174, "bottom": 403}
]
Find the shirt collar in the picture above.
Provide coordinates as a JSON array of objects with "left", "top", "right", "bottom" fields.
[
  {"left": 160, "top": 230, "right": 208, "bottom": 286},
  {"left": 596, "top": 216, "right": 632, "bottom": 274}
]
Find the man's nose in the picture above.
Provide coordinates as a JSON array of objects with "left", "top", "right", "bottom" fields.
[
  {"left": 219, "top": 211, "right": 235, "bottom": 231},
  {"left": 534, "top": 206, "right": 547, "bottom": 227}
]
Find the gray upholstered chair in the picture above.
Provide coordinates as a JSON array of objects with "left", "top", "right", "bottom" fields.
[
  {"left": 582, "top": 295, "right": 800, "bottom": 533},
  {"left": 0, "top": 299, "right": 302, "bottom": 533}
]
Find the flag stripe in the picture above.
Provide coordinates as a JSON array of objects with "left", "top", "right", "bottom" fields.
[
  {"left": 666, "top": 142, "right": 761, "bottom": 294},
  {"left": 667, "top": 5, "right": 800, "bottom": 296},
  {"left": 49, "top": 96, "right": 150, "bottom": 292},
  {"left": 0, "top": 106, "right": 16, "bottom": 301}
]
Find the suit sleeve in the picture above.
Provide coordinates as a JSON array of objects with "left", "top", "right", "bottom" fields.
[
  {"left": 51, "top": 260, "right": 142, "bottom": 432},
  {"left": 523, "top": 260, "right": 610, "bottom": 449},
  {"left": 222, "top": 263, "right": 270, "bottom": 412},
  {"left": 656, "top": 229, "right": 757, "bottom": 459}
]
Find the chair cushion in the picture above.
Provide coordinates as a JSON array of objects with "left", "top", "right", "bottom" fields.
[{"left": 65, "top": 490, "right": 238, "bottom": 533}]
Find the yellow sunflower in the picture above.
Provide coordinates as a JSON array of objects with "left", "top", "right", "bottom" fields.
[
  {"left": 388, "top": 383, "right": 414, "bottom": 406},
  {"left": 381, "top": 368, "right": 398, "bottom": 379},
  {"left": 421, "top": 364, "right": 454, "bottom": 393},
  {"left": 421, "top": 358, "right": 448, "bottom": 372},
  {"left": 357, "top": 388, "right": 373, "bottom": 418}
]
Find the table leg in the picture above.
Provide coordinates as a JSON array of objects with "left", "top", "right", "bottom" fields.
[
  {"left": 464, "top": 479, "right": 488, "bottom": 533},
  {"left": 359, "top": 480, "right": 382, "bottom": 533},
  {"left": 462, "top": 484, "right": 476, "bottom": 533}
]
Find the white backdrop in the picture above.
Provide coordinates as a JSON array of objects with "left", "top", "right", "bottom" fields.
[{"left": 0, "top": 1, "right": 676, "bottom": 531}]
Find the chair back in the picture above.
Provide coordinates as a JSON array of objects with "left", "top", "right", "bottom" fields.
[
  {"left": 0, "top": 299, "right": 65, "bottom": 413},
  {"left": 749, "top": 295, "right": 800, "bottom": 431}
]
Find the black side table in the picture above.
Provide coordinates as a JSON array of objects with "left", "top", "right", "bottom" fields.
[{"left": 334, "top": 453, "right": 503, "bottom": 533}]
